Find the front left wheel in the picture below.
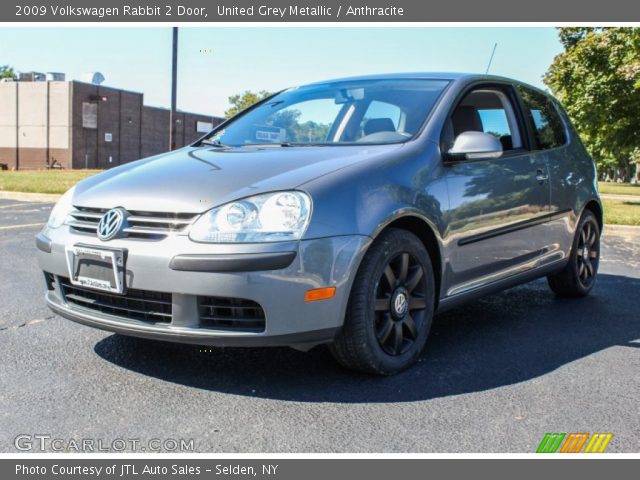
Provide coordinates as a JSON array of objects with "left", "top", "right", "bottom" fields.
[{"left": 329, "top": 229, "right": 435, "bottom": 375}]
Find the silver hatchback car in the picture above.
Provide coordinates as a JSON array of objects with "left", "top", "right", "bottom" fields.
[{"left": 37, "top": 73, "right": 602, "bottom": 374}]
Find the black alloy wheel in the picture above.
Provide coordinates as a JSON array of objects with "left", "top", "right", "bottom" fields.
[
  {"left": 576, "top": 218, "right": 600, "bottom": 288},
  {"left": 329, "top": 228, "right": 435, "bottom": 375},
  {"left": 373, "top": 252, "right": 428, "bottom": 356},
  {"left": 547, "top": 209, "right": 600, "bottom": 297}
]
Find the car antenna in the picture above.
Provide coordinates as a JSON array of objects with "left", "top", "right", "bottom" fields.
[{"left": 485, "top": 43, "right": 498, "bottom": 74}]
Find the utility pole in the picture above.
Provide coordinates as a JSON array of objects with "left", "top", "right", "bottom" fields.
[
  {"left": 15, "top": 82, "right": 19, "bottom": 170},
  {"left": 169, "top": 27, "right": 178, "bottom": 151}
]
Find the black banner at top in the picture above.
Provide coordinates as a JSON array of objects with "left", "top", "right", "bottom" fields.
[{"left": 2, "top": 0, "right": 639, "bottom": 22}]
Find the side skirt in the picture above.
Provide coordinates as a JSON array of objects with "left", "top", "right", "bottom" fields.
[{"left": 436, "top": 258, "right": 569, "bottom": 314}]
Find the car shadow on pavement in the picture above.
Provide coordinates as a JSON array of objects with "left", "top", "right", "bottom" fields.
[{"left": 94, "top": 274, "right": 640, "bottom": 403}]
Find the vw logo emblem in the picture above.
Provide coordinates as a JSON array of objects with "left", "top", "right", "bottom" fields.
[
  {"left": 394, "top": 292, "right": 408, "bottom": 316},
  {"left": 97, "top": 208, "right": 127, "bottom": 241}
]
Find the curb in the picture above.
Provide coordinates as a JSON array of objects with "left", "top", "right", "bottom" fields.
[
  {"left": 600, "top": 193, "right": 640, "bottom": 201},
  {"left": 603, "top": 224, "right": 640, "bottom": 233},
  {"left": 0, "top": 191, "right": 62, "bottom": 203}
]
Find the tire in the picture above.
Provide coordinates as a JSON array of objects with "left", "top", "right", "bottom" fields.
[
  {"left": 547, "top": 209, "right": 600, "bottom": 298},
  {"left": 329, "top": 228, "right": 436, "bottom": 375}
]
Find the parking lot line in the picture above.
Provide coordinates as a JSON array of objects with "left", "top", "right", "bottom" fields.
[
  {"left": 0, "top": 203, "right": 38, "bottom": 209},
  {"left": 0, "top": 223, "right": 43, "bottom": 231}
]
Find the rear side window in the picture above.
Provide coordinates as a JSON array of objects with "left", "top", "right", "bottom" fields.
[{"left": 517, "top": 86, "right": 566, "bottom": 150}]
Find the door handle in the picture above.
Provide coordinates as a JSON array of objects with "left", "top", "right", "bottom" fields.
[{"left": 535, "top": 169, "right": 549, "bottom": 183}]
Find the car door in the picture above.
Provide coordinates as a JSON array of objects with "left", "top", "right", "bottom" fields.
[
  {"left": 516, "top": 84, "right": 576, "bottom": 259},
  {"left": 441, "top": 84, "right": 552, "bottom": 297}
]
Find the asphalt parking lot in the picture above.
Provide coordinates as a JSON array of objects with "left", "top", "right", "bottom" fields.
[{"left": 1, "top": 198, "right": 638, "bottom": 453}]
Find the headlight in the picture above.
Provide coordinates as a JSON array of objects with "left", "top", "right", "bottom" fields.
[
  {"left": 189, "top": 191, "right": 312, "bottom": 243},
  {"left": 47, "top": 186, "right": 76, "bottom": 228}
]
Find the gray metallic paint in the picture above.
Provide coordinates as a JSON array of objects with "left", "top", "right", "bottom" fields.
[{"left": 37, "top": 73, "right": 601, "bottom": 347}]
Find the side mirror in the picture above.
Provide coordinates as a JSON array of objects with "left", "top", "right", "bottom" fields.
[{"left": 447, "top": 131, "right": 503, "bottom": 161}]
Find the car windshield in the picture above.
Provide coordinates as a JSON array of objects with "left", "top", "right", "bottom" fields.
[{"left": 201, "top": 79, "right": 450, "bottom": 147}]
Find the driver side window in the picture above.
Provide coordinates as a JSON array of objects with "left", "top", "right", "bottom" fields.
[{"left": 444, "top": 88, "right": 523, "bottom": 153}]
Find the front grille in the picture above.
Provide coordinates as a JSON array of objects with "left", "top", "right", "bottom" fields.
[
  {"left": 68, "top": 206, "right": 198, "bottom": 240},
  {"left": 59, "top": 277, "right": 172, "bottom": 324},
  {"left": 198, "top": 296, "right": 266, "bottom": 332}
]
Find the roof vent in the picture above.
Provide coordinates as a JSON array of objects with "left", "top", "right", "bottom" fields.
[{"left": 80, "top": 72, "right": 105, "bottom": 85}]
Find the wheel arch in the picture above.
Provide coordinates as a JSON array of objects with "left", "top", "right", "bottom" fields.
[
  {"left": 369, "top": 213, "right": 444, "bottom": 307},
  {"left": 582, "top": 198, "right": 604, "bottom": 231}
]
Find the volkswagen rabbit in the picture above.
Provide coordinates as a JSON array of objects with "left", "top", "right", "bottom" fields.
[{"left": 36, "top": 73, "right": 602, "bottom": 374}]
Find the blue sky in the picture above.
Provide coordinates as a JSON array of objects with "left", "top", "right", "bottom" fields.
[{"left": 0, "top": 27, "right": 563, "bottom": 117}]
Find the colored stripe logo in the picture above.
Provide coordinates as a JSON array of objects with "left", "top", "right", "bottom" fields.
[
  {"left": 584, "top": 433, "right": 614, "bottom": 453},
  {"left": 537, "top": 433, "right": 613, "bottom": 453}
]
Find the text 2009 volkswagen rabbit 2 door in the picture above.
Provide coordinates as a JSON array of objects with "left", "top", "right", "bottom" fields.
[{"left": 37, "top": 73, "right": 602, "bottom": 374}]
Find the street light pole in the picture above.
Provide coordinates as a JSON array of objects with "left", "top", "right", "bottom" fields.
[{"left": 169, "top": 27, "right": 178, "bottom": 151}]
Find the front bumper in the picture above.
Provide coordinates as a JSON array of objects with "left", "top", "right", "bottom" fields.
[{"left": 37, "top": 225, "right": 370, "bottom": 348}]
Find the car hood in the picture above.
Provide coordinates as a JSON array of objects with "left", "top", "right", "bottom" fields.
[{"left": 73, "top": 144, "right": 403, "bottom": 213}]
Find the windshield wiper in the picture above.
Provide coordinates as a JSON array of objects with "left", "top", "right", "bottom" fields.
[
  {"left": 200, "top": 138, "right": 230, "bottom": 148},
  {"left": 242, "top": 142, "right": 319, "bottom": 147}
]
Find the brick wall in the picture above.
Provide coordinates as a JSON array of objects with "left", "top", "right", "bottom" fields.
[
  {"left": 0, "top": 81, "right": 223, "bottom": 170},
  {"left": 0, "top": 81, "right": 72, "bottom": 169},
  {"left": 71, "top": 82, "right": 222, "bottom": 169},
  {"left": 71, "top": 82, "right": 145, "bottom": 169}
]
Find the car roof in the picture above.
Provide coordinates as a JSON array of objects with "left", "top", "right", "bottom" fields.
[
  {"left": 304, "top": 72, "right": 497, "bottom": 84},
  {"left": 299, "top": 72, "right": 553, "bottom": 100}
]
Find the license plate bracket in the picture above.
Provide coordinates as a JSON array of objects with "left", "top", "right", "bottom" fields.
[{"left": 65, "top": 244, "right": 126, "bottom": 294}]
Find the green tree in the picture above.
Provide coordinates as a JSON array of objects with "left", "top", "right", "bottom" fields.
[
  {"left": 224, "top": 93, "right": 332, "bottom": 143},
  {"left": 224, "top": 90, "right": 272, "bottom": 118},
  {"left": 544, "top": 28, "right": 640, "bottom": 181},
  {"left": 265, "top": 109, "right": 332, "bottom": 143},
  {"left": 0, "top": 65, "right": 16, "bottom": 80}
]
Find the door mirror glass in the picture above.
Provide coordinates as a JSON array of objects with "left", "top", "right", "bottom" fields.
[{"left": 447, "top": 131, "right": 503, "bottom": 160}]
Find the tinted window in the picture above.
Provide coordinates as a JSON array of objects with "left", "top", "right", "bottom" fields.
[
  {"left": 362, "top": 101, "right": 401, "bottom": 128},
  {"left": 448, "top": 89, "right": 522, "bottom": 151},
  {"left": 202, "top": 79, "right": 449, "bottom": 147},
  {"left": 259, "top": 98, "right": 342, "bottom": 144},
  {"left": 477, "top": 109, "right": 511, "bottom": 138},
  {"left": 517, "top": 86, "right": 566, "bottom": 149}
]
